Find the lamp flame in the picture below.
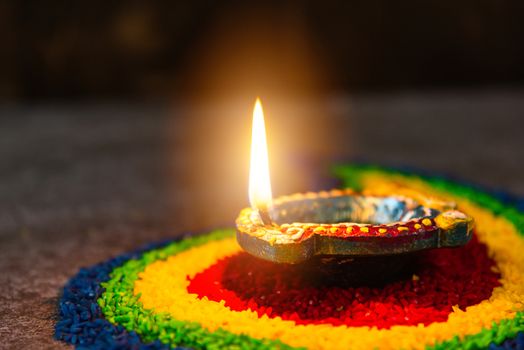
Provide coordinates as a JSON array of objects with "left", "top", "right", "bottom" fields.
[{"left": 249, "top": 98, "right": 273, "bottom": 212}]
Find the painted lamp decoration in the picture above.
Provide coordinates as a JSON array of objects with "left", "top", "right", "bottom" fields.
[{"left": 236, "top": 99, "right": 474, "bottom": 264}]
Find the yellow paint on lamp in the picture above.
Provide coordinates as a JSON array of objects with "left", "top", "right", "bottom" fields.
[{"left": 422, "top": 218, "right": 433, "bottom": 226}]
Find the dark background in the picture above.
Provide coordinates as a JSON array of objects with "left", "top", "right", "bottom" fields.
[
  {"left": 0, "top": 2, "right": 524, "bottom": 348},
  {"left": 1, "top": 1, "right": 524, "bottom": 101}
]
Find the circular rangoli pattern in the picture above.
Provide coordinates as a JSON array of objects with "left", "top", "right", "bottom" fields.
[
  {"left": 186, "top": 235, "right": 499, "bottom": 329},
  {"left": 55, "top": 165, "right": 524, "bottom": 349}
]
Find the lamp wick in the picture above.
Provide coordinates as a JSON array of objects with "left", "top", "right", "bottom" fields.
[{"left": 258, "top": 207, "right": 273, "bottom": 225}]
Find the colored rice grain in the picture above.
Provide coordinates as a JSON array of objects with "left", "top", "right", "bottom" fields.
[
  {"left": 54, "top": 239, "right": 178, "bottom": 349},
  {"left": 132, "top": 168, "right": 524, "bottom": 349},
  {"left": 55, "top": 165, "right": 524, "bottom": 350},
  {"left": 187, "top": 235, "right": 500, "bottom": 328}
]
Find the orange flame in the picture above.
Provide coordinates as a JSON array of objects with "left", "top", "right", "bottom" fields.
[{"left": 248, "top": 98, "right": 273, "bottom": 211}]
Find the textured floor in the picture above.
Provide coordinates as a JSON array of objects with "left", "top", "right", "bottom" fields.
[{"left": 0, "top": 88, "right": 523, "bottom": 349}]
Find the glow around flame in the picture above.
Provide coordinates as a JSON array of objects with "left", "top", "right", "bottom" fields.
[{"left": 249, "top": 98, "right": 273, "bottom": 210}]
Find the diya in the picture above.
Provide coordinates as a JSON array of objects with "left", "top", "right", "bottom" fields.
[
  {"left": 236, "top": 99, "right": 473, "bottom": 279},
  {"left": 236, "top": 189, "right": 473, "bottom": 264}
]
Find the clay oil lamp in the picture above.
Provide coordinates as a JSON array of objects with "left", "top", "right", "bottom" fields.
[{"left": 236, "top": 99, "right": 473, "bottom": 283}]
